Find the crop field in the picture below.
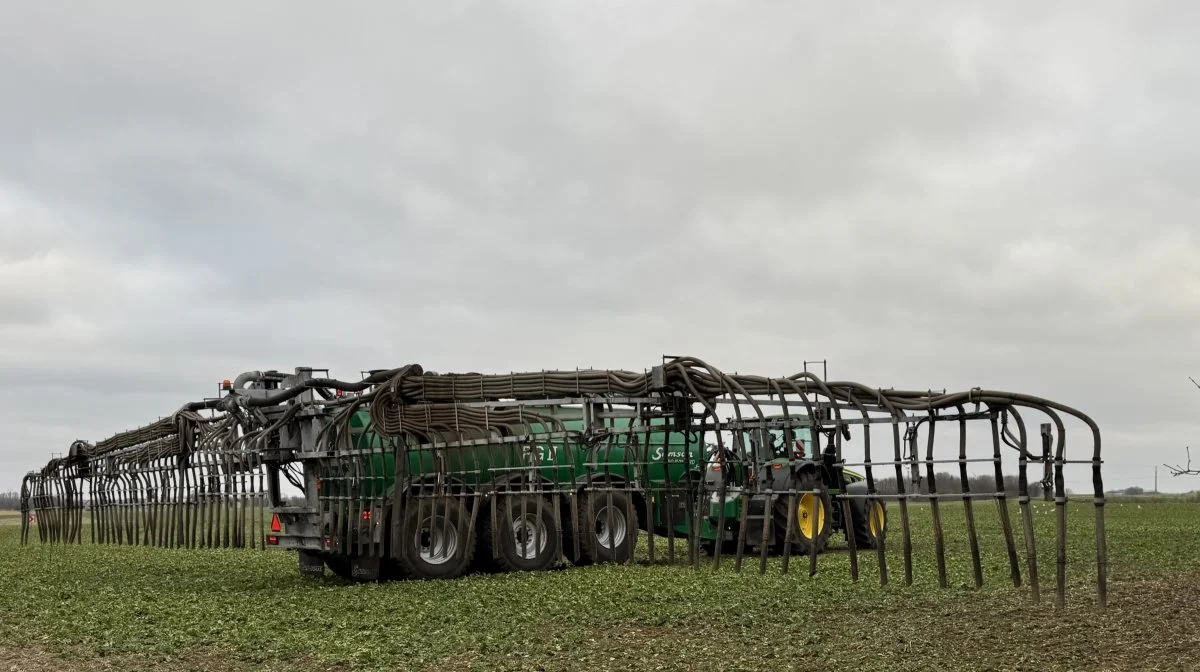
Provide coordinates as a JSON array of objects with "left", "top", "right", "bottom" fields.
[{"left": 1, "top": 499, "right": 1198, "bottom": 671}]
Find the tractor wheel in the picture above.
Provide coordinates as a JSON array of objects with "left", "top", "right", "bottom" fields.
[
  {"left": 578, "top": 490, "right": 639, "bottom": 564},
  {"left": 850, "top": 496, "right": 888, "bottom": 550},
  {"left": 490, "top": 494, "right": 561, "bottom": 572},
  {"left": 774, "top": 474, "right": 831, "bottom": 556},
  {"left": 396, "top": 497, "right": 476, "bottom": 580}
]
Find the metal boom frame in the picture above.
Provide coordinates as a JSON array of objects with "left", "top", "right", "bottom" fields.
[{"left": 19, "top": 355, "right": 1107, "bottom": 608}]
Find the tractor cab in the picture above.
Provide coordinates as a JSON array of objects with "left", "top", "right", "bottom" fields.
[{"left": 766, "top": 421, "right": 850, "bottom": 491}]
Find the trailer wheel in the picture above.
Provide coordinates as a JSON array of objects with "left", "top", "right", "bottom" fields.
[
  {"left": 396, "top": 498, "right": 475, "bottom": 580},
  {"left": 579, "top": 490, "right": 638, "bottom": 564},
  {"left": 491, "top": 494, "right": 561, "bottom": 572}
]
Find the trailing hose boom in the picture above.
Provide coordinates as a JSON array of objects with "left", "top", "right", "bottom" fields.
[{"left": 20, "top": 355, "right": 1107, "bottom": 608}]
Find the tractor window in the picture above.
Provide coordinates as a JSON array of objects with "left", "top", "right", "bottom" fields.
[
  {"left": 734, "top": 426, "right": 817, "bottom": 462},
  {"left": 770, "top": 428, "right": 815, "bottom": 460}
]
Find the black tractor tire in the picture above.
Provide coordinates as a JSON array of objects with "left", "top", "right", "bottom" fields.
[
  {"left": 396, "top": 497, "right": 476, "bottom": 580},
  {"left": 489, "top": 493, "right": 561, "bottom": 572},
  {"left": 773, "top": 472, "right": 832, "bottom": 556},
  {"left": 578, "top": 490, "right": 639, "bottom": 564}
]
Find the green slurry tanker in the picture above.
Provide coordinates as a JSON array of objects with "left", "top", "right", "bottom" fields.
[
  {"left": 20, "top": 356, "right": 1108, "bottom": 609},
  {"left": 269, "top": 397, "right": 887, "bottom": 581}
]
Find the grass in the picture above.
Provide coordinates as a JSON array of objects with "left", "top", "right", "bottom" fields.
[{"left": 1, "top": 499, "right": 1198, "bottom": 671}]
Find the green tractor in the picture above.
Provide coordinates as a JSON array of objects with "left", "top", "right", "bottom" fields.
[{"left": 697, "top": 419, "right": 888, "bottom": 557}]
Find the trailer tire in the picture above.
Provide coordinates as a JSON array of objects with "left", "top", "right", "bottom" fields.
[
  {"left": 396, "top": 498, "right": 475, "bottom": 580},
  {"left": 491, "top": 494, "right": 561, "bottom": 572},
  {"left": 578, "top": 490, "right": 638, "bottom": 564}
]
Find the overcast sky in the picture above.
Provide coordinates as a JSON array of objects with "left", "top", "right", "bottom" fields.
[{"left": 1, "top": 2, "right": 1197, "bottom": 495}]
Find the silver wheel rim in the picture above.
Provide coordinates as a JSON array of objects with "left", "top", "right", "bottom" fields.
[
  {"left": 510, "top": 513, "right": 549, "bottom": 560},
  {"left": 415, "top": 517, "right": 458, "bottom": 565},
  {"left": 593, "top": 505, "right": 627, "bottom": 549}
]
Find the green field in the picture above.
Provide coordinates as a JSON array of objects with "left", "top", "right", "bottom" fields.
[{"left": 2, "top": 499, "right": 1198, "bottom": 671}]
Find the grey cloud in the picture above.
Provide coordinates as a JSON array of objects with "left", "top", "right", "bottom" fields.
[
  {"left": 0, "top": 1, "right": 1198, "bottom": 493},
  {"left": 0, "top": 295, "right": 52, "bottom": 327}
]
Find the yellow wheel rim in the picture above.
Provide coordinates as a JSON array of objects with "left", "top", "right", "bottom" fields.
[
  {"left": 868, "top": 501, "right": 886, "bottom": 538},
  {"left": 797, "top": 493, "right": 826, "bottom": 540}
]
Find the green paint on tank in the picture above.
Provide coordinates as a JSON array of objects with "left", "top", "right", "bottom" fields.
[
  {"left": 325, "top": 405, "right": 706, "bottom": 500},
  {"left": 318, "top": 407, "right": 849, "bottom": 546}
]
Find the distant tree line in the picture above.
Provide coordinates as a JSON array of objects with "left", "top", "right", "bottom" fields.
[
  {"left": 865, "top": 472, "right": 1047, "bottom": 499},
  {"left": 1113, "top": 486, "right": 1160, "bottom": 496}
]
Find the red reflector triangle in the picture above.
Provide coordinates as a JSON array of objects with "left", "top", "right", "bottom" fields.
[{"left": 270, "top": 513, "right": 282, "bottom": 533}]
